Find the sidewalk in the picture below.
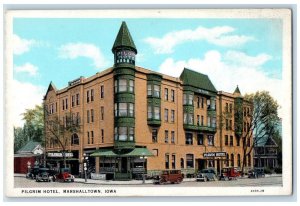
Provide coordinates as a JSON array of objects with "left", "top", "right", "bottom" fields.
[
  {"left": 75, "top": 177, "right": 197, "bottom": 185},
  {"left": 14, "top": 173, "right": 282, "bottom": 185}
]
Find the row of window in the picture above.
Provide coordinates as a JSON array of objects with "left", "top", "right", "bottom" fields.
[
  {"left": 184, "top": 113, "right": 216, "bottom": 127},
  {"left": 225, "top": 119, "right": 233, "bottom": 130},
  {"left": 164, "top": 109, "right": 175, "bottom": 123},
  {"left": 163, "top": 153, "right": 252, "bottom": 170},
  {"left": 244, "top": 107, "right": 251, "bottom": 117},
  {"left": 47, "top": 103, "right": 57, "bottom": 114},
  {"left": 164, "top": 88, "right": 175, "bottom": 102},
  {"left": 86, "top": 86, "right": 105, "bottom": 103},
  {"left": 185, "top": 133, "right": 214, "bottom": 146},
  {"left": 86, "top": 131, "right": 103, "bottom": 144},
  {"left": 152, "top": 129, "right": 176, "bottom": 144},
  {"left": 183, "top": 94, "right": 216, "bottom": 111},
  {"left": 225, "top": 102, "right": 233, "bottom": 113},
  {"left": 164, "top": 154, "right": 194, "bottom": 169},
  {"left": 71, "top": 93, "right": 80, "bottom": 107}
]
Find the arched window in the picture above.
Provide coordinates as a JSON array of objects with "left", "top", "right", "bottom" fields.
[
  {"left": 180, "top": 158, "right": 184, "bottom": 169},
  {"left": 71, "top": 133, "right": 79, "bottom": 145}
]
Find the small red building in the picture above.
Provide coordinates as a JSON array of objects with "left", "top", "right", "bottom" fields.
[{"left": 14, "top": 141, "right": 44, "bottom": 174}]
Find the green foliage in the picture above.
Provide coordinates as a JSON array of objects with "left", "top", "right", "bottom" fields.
[{"left": 14, "top": 105, "right": 44, "bottom": 152}]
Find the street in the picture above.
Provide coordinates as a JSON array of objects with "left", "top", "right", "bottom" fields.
[{"left": 14, "top": 174, "right": 282, "bottom": 188}]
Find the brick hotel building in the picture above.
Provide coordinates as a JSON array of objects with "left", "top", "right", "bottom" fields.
[{"left": 44, "top": 22, "right": 253, "bottom": 180}]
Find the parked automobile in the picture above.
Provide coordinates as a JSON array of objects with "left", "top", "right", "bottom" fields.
[
  {"left": 196, "top": 168, "right": 218, "bottom": 182},
  {"left": 26, "top": 166, "right": 40, "bottom": 179},
  {"left": 55, "top": 168, "right": 75, "bottom": 182},
  {"left": 219, "top": 167, "right": 241, "bottom": 181},
  {"left": 36, "top": 168, "right": 52, "bottom": 182},
  {"left": 153, "top": 170, "right": 183, "bottom": 184},
  {"left": 248, "top": 168, "right": 265, "bottom": 178}
]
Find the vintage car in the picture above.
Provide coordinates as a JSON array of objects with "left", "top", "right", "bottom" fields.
[
  {"left": 36, "top": 168, "right": 52, "bottom": 182},
  {"left": 26, "top": 166, "right": 40, "bottom": 179},
  {"left": 55, "top": 168, "right": 75, "bottom": 182},
  {"left": 196, "top": 168, "right": 218, "bottom": 182},
  {"left": 248, "top": 168, "right": 265, "bottom": 178},
  {"left": 153, "top": 170, "right": 183, "bottom": 184},
  {"left": 219, "top": 167, "right": 241, "bottom": 181}
]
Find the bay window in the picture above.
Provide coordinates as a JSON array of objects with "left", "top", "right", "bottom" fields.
[
  {"left": 183, "top": 93, "right": 193, "bottom": 105},
  {"left": 147, "top": 84, "right": 161, "bottom": 98},
  {"left": 184, "top": 112, "right": 194, "bottom": 125},
  {"left": 114, "top": 79, "right": 134, "bottom": 93},
  {"left": 114, "top": 103, "right": 135, "bottom": 117},
  {"left": 114, "top": 127, "right": 135, "bottom": 141}
]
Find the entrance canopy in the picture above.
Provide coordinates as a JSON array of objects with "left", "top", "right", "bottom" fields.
[{"left": 90, "top": 148, "right": 153, "bottom": 157}]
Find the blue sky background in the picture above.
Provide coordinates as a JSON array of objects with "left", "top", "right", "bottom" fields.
[{"left": 12, "top": 18, "right": 283, "bottom": 126}]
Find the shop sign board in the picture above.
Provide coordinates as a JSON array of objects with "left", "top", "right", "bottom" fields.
[
  {"left": 91, "top": 173, "right": 106, "bottom": 180},
  {"left": 47, "top": 152, "right": 74, "bottom": 157},
  {"left": 203, "top": 152, "right": 226, "bottom": 158}
]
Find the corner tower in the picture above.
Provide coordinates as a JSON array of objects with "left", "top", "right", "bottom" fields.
[{"left": 112, "top": 22, "right": 137, "bottom": 150}]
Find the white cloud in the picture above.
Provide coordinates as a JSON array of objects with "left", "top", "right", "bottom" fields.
[
  {"left": 11, "top": 80, "right": 45, "bottom": 127},
  {"left": 145, "top": 26, "right": 254, "bottom": 54},
  {"left": 224, "top": 50, "right": 272, "bottom": 67},
  {"left": 14, "top": 63, "right": 38, "bottom": 76},
  {"left": 13, "top": 34, "right": 36, "bottom": 55},
  {"left": 159, "top": 50, "right": 283, "bottom": 117},
  {"left": 58, "top": 43, "right": 108, "bottom": 69}
]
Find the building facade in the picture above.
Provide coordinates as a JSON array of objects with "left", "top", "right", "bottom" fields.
[{"left": 44, "top": 22, "right": 253, "bottom": 180}]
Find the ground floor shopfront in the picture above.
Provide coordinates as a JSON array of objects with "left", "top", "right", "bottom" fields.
[{"left": 45, "top": 147, "right": 252, "bottom": 180}]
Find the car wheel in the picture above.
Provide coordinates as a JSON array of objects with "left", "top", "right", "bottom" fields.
[{"left": 176, "top": 178, "right": 182, "bottom": 184}]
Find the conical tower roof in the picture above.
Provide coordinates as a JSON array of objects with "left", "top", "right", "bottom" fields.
[
  {"left": 234, "top": 85, "right": 241, "bottom": 94},
  {"left": 112, "top": 21, "right": 137, "bottom": 53}
]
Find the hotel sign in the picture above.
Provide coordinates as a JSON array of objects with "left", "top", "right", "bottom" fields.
[
  {"left": 203, "top": 152, "right": 226, "bottom": 158},
  {"left": 47, "top": 152, "right": 74, "bottom": 158},
  {"left": 197, "top": 89, "right": 210, "bottom": 95},
  {"left": 68, "top": 77, "right": 82, "bottom": 87}
]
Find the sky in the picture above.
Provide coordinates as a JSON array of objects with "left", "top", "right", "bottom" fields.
[{"left": 12, "top": 18, "right": 283, "bottom": 127}]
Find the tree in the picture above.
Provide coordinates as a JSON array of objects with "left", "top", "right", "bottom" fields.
[
  {"left": 239, "top": 91, "right": 280, "bottom": 174},
  {"left": 14, "top": 105, "right": 44, "bottom": 152},
  {"left": 44, "top": 108, "right": 81, "bottom": 168}
]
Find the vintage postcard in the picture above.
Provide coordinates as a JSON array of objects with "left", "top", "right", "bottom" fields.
[{"left": 4, "top": 9, "right": 292, "bottom": 197}]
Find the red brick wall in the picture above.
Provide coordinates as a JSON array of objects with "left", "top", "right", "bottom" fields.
[{"left": 14, "top": 157, "right": 36, "bottom": 174}]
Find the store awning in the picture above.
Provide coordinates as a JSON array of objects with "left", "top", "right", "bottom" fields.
[
  {"left": 123, "top": 148, "right": 154, "bottom": 157},
  {"left": 90, "top": 149, "right": 118, "bottom": 157},
  {"left": 90, "top": 148, "right": 154, "bottom": 157}
]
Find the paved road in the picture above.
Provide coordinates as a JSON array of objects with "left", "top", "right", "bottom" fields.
[{"left": 14, "top": 175, "right": 282, "bottom": 188}]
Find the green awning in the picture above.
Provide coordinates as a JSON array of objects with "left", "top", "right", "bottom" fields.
[
  {"left": 123, "top": 148, "right": 154, "bottom": 157},
  {"left": 90, "top": 148, "right": 154, "bottom": 157},
  {"left": 90, "top": 149, "right": 117, "bottom": 157}
]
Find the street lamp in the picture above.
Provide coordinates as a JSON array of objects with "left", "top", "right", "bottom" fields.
[
  {"left": 83, "top": 153, "right": 88, "bottom": 183},
  {"left": 140, "top": 152, "right": 147, "bottom": 184}
]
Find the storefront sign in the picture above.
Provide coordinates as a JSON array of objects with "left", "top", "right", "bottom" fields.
[
  {"left": 203, "top": 152, "right": 226, "bottom": 158},
  {"left": 91, "top": 173, "right": 106, "bottom": 180},
  {"left": 47, "top": 152, "right": 74, "bottom": 157}
]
